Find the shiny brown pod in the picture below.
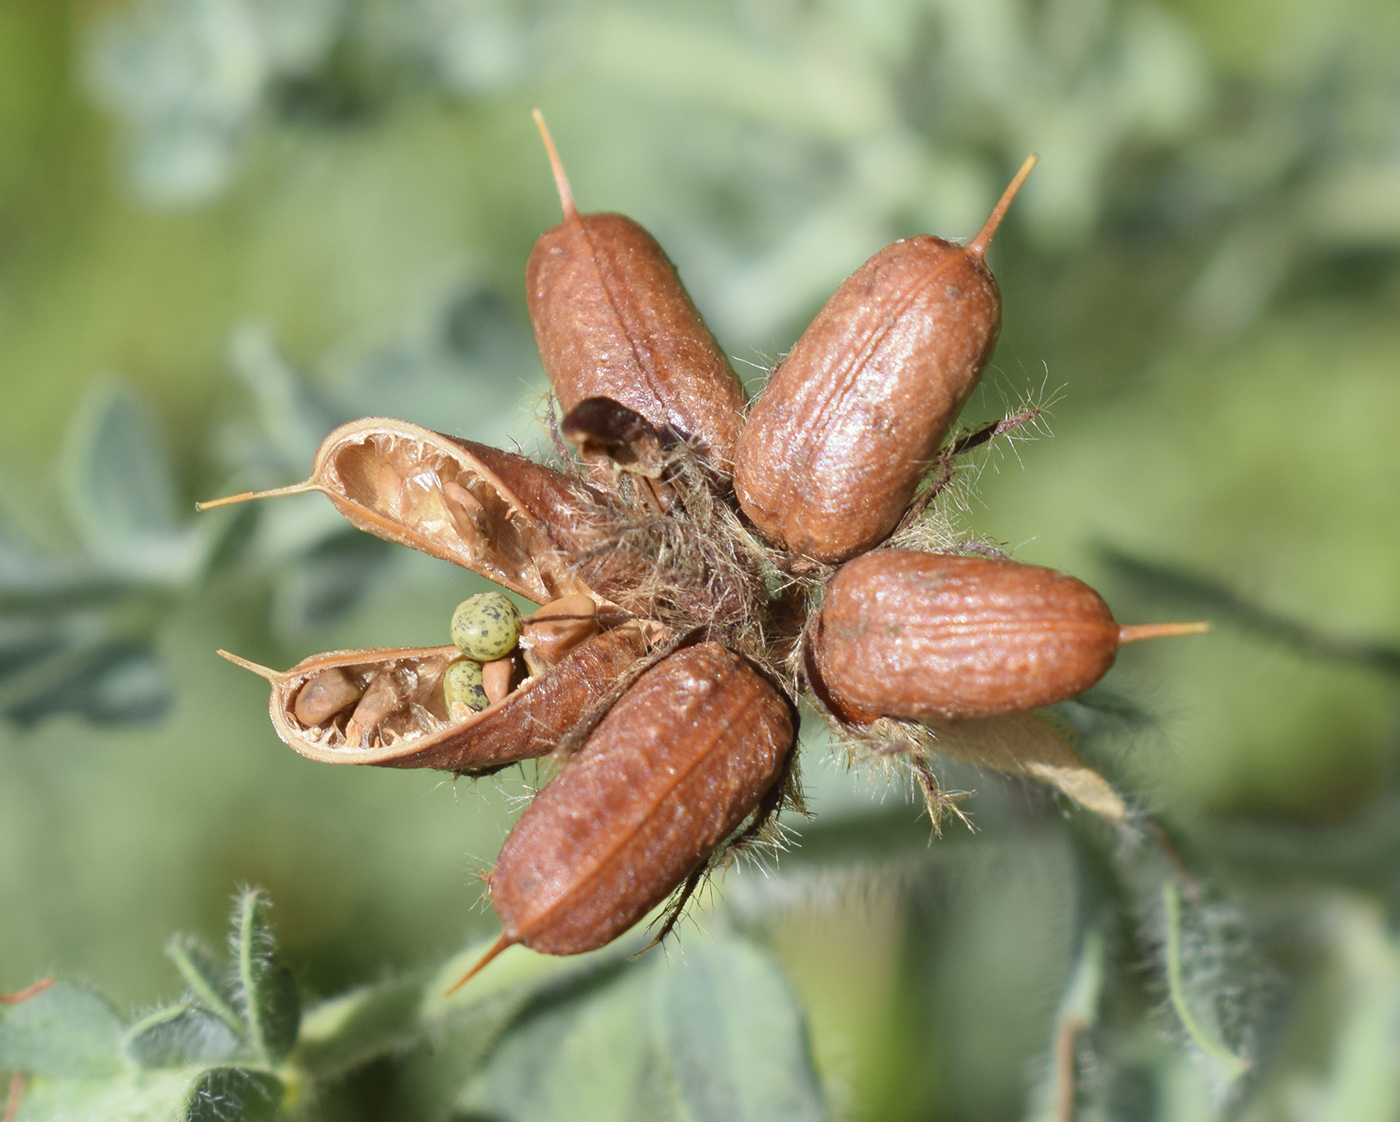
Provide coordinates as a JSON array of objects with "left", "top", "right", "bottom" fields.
[
  {"left": 811, "top": 550, "right": 1209, "bottom": 720},
  {"left": 734, "top": 157, "right": 1037, "bottom": 563},
  {"left": 525, "top": 112, "right": 746, "bottom": 474},
  {"left": 456, "top": 642, "right": 794, "bottom": 983}
]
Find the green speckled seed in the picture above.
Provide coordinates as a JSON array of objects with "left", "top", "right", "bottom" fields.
[
  {"left": 450, "top": 593, "right": 522, "bottom": 661},
  {"left": 444, "top": 659, "right": 490, "bottom": 713}
]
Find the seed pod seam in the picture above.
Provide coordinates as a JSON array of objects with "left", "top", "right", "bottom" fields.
[{"left": 768, "top": 242, "right": 992, "bottom": 432}]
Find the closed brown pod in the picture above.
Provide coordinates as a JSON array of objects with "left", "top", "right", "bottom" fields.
[
  {"left": 811, "top": 550, "right": 1209, "bottom": 720},
  {"left": 525, "top": 112, "right": 746, "bottom": 474},
  {"left": 734, "top": 157, "right": 1037, "bottom": 562},
  {"left": 454, "top": 642, "right": 794, "bottom": 984}
]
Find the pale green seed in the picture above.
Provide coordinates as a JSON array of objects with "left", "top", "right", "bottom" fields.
[
  {"left": 444, "top": 658, "right": 490, "bottom": 714},
  {"left": 450, "top": 593, "right": 522, "bottom": 661}
]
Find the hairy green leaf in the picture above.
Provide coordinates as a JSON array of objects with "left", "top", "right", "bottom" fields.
[
  {"left": 59, "top": 380, "right": 210, "bottom": 585},
  {"left": 1024, "top": 928, "right": 1105, "bottom": 1122},
  {"left": 454, "top": 962, "right": 656, "bottom": 1122},
  {"left": 13, "top": 1068, "right": 193, "bottom": 1121},
  {"left": 166, "top": 935, "right": 242, "bottom": 1035},
  {"left": 656, "top": 938, "right": 828, "bottom": 1122},
  {"left": 0, "top": 982, "right": 124, "bottom": 1080},
  {"left": 124, "top": 1004, "right": 241, "bottom": 1069},
  {"left": 181, "top": 1066, "right": 283, "bottom": 1122},
  {"left": 453, "top": 936, "right": 826, "bottom": 1122},
  {"left": 1313, "top": 902, "right": 1400, "bottom": 1122},
  {"left": 292, "top": 972, "right": 426, "bottom": 1081},
  {"left": 1162, "top": 881, "right": 1250, "bottom": 1082},
  {"left": 227, "top": 889, "right": 300, "bottom": 1064}
]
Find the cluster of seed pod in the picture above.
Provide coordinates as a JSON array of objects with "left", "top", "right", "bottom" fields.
[{"left": 204, "top": 112, "right": 1205, "bottom": 989}]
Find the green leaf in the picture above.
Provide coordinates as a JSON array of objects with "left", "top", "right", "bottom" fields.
[
  {"left": 181, "top": 1066, "right": 283, "bottom": 1122},
  {"left": 59, "top": 379, "right": 208, "bottom": 584},
  {"left": 1162, "top": 881, "right": 1251, "bottom": 1083},
  {"left": 454, "top": 961, "right": 657, "bottom": 1122},
  {"left": 123, "top": 1004, "right": 241, "bottom": 1069},
  {"left": 0, "top": 982, "right": 125, "bottom": 1079},
  {"left": 14, "top": 1068, "right": 193, "bottom": 1121},
  {"left": 1024, "top": 928, "right": 1106, "bottom": 1122},
  {"left": 452, "top": 936, "right": 827, "bottom": 1122},
  {"left": 1313, "top": 901, "right": 1400, "bottom": 1122},
  {"left": 165, "top": 935, "right": 242, "bottom": 1035},
  {"left": 268, "top": 532, "right": 390, "bottom": 636},
  {"left": 655, "top": 938, "right": 828, "bottom": 1122},
  {"left": 0, "top": 639, "right": 171, "bottom": 727},
  {"left": 227, "top": 889, "right": 300, "bottom": 1064},
  {"left": 292, "top": 972, "right": 426, "bottom": 1080},
  {"left": 380, "top": 937, "right": 640, "bottom": 1120},
  {"left": 226, "top": 323, "right": 341, "bottom": 468}
]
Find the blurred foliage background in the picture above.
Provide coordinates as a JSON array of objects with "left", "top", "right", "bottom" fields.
[{"left": 2, "top": 0, "right": 1399, "bottom": 1118}]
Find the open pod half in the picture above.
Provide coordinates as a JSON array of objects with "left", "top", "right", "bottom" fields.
[
  {"left": 201, "top": 417, "right": 618, "bottom": 606},
  {"left": 224, "top": 623, "right": 651, "bottom": 773}
]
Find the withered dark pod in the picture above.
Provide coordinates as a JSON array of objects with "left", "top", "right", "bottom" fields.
[{"left": 205, "top": 117, "right": 1208, "bottom": 989}]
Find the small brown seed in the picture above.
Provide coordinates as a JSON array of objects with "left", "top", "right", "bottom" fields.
[
  {"left": 521, "top": 594, "right": 599, "bottom": 668},
  {"left": 346, "top": 671, "right": 402, "bottom": 748},
  {"left": 734, "top": 157, "right": 1037, "bottom": 562},
  {"left": 481, "top": 656, "right": 517, "bottom": 705},
  {"left": 292, "top": 667, "right": 362, "bottom": 726},
  {"left": 456, "top": 642, "right": 794, "bottom": 983},
  {"left": 525, "top": 112, "right": 746, "bottom": 474},
  {"left": 811, "top": 550, "right": 1208, "bottom": 720}
]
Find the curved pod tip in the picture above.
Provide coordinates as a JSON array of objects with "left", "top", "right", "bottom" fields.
[
  {"left": 195, "top": 480, "right": 323, "bottom": 511},
  {"left": 217, "top": 649, "right": 280, "bottom": 681},
  {"left": 1118, "top": 620, "right": 1212, "bottom": 645},
  {"left": 531, "top": 107, "right": 576, "bottom": 222},
  {"left": 967, "top": 153, "right": 1038, "bottom": 260},
  {"left": 445, "top": 933, "right": 516, "bottom": 995}
]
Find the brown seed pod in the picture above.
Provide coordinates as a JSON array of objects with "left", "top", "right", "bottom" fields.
[
  {"left": 198, "top": 418, "right": 621, "bottom": 605},
  {"left": 204, "top": 126, "right": 1214, "bottom": 993},
  {"left": 810, "top": 550, "right": 1209, "bottom": 720},
  {"left": 453, "top": 642, "right": 795, "bottom": 986},
  {"left": 221, "top": 622, "right": 650, "bottom": 772},
  {"left": 525, "top": 111, "right": 746, "bottom": 474},
  {"left": 734, "top": 157, "right": 1038, "bottom": 563}
]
